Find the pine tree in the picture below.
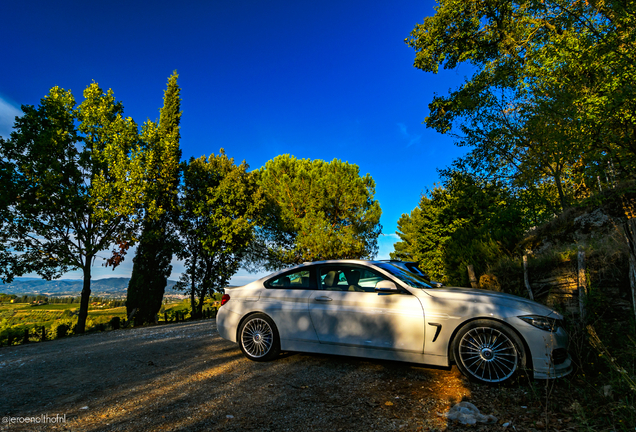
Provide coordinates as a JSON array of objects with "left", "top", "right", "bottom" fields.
[
  {"left": 126, "top": 72, "right": 182, "bottom": 325},
  {"left": 246, "top": 155, "right": 382, "bottom": 270}
]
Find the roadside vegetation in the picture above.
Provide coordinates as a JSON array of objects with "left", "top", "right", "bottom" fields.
[{"left": 0, "top": 294, "right": 221, "bottom": 347}]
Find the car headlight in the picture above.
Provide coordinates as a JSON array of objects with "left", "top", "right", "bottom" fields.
[{"left": 518, "top": 315, "right": 561, "bottom": 332}]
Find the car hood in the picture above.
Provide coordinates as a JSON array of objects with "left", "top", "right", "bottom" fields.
[{"left": 420, "top": 287, "right": 562, "bottom": 318}]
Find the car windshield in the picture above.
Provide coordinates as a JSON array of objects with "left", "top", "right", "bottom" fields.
[{"left": 375, "top": 263, "right": 436, "bottom": 289}]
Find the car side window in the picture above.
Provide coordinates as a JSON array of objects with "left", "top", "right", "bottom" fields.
[
  {"left": 319, "top": 266, "right": 385, "bottom": 292},
  {"left": 265, "top": 269, "right": 316, "bottom": 290}
]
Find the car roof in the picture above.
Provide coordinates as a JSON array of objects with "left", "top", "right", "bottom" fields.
[{"left": 302, "top": 259, "right": 381, "bottom": 265}]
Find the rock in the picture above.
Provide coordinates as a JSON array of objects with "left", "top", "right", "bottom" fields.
[
  {"left": 574, "top": 208, "right": 610, "bottom": 230},
  {"left": 602, "top": 385, "right": 613, "bottom": 398},
  {"left": 445, "top": 401, "right": 498, "bottom": 425}
]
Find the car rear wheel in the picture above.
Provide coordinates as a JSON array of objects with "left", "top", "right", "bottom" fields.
[
  {"left": 453, "top": 320, "right": 526, "bottom": 385},
  {"left": 238, "top": 313, "right": 280, "bottom": 362}
]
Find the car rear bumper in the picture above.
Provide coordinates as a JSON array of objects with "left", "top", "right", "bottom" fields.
[{"left": 216, "top": 307, "right": 240, "bottom": 343}]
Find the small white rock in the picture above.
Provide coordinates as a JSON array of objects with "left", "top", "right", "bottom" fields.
[
  {"left": 602, "top": 385, "right": 613, "bottom": 397},
  {"left": 226, "top": 415, "right": 234, "bottom": 419},
  {"left": 80, "top": 406, "right": 89, "bottom": 410}
]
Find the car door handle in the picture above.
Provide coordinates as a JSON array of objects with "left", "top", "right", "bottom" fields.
[{"left": 315, "top": 296, "right": 333, "bottom": 302}]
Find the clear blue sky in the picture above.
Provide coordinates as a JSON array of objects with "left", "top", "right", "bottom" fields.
[{"left": 0, "top": 0, "right": 470, "bottom": 285}]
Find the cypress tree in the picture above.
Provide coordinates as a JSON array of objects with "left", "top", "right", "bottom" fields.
[{"left": 126, "top": 72, "right": 182, "bottom": 325}]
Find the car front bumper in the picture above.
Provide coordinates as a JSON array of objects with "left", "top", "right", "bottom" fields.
[{"left": 518, "top": 322, "right": 573, "bottom": 380}]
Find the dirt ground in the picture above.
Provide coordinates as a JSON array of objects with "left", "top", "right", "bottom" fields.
[{"left": 0, "top": 319, "right": 588, "bottom": 431}]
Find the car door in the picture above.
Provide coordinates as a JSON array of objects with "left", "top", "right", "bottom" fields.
[
  {"left": 258, "top": 267, "right": 320, "bottom": 344},
  {"left": 308, "top": 264, "right": 425, "bottom": 353}
]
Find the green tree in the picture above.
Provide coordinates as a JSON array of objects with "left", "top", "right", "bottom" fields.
[
  {"left": 248, "top": 155, "right": 382, "bottom": 270},
  {"left": 126, "top": 72, "right": 182, "bottom": 325},
  {"left": 391, "top": 188, "right": 449, "bottom": 282},
  {"left": 434, "top": 87, "right": 587, "bottom": 213},
  {"left": 392, "top": 172, "right": 527, "bottom": 286},
  {"left": 407, "top": 0, "right": 636, "bottom": 313},
  {"left": 176, "top": 151, "right": 262, "bottom": 316},
  {"left": 0, "top": 84, "right": 147, "bottom": 333},
  {"left": 406, "top": 0, "right": 636, "bottom": 211}
]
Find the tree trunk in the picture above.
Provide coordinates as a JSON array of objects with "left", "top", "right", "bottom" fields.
[
  {"left": 578, "top": 246, "right": 587, "bottom": 323},
  {"left": 623, "top": 218, "right": 636, "bottom": 327},
  {"left": 76, "top": 259, "right": 92, "bottom": 334},
  {"left": 522, "top": 253, "right": 534, "bottom": 300},
  {"left": 190, "top": 277, "right": 196, "bottom": 318},
  {"left": 196, "top": 287, "right": 208, "bottom": 317},
  {"left": 554, "top": 171, "right": 567, "bottom": 212},
  {"left": 629, "top": 252, "right": 636, "bottom": 327},
  {"left": 467, "top": 265, "right": 479, "bottom": 289}
]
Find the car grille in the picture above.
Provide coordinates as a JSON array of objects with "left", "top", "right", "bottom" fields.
[{"left": 551, "top": 348, "right": 568, "bottom": 365}]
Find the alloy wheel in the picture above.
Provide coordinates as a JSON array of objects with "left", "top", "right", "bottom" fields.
[
  {"left": 457, "top": 326, "right": 519, "bottom": 383},
  {"left": 241, "top": 317, "right": 274, "bottom": 358}
]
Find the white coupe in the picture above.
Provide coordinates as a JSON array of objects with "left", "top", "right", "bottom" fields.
[{"left": 216, "top": 260, "right": 572, "bottom": 384}]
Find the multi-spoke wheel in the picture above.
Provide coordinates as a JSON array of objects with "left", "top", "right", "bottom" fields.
[
  {"left": 238, "top": 313, "right": 280, "bottom": 362},
  {"left": 453, "top": 320, "right": 526, "bottom": 384}
]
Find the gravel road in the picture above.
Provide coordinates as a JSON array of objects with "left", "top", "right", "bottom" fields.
[{"left": 0, "top": 319, "right": 573, "bottom": 431}]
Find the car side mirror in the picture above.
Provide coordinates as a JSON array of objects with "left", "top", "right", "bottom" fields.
[{"left": 375, "top": 280, "right": 399, "bottom": 293}]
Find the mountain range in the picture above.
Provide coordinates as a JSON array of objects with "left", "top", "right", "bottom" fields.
[{"left": 0, "top": 278, "right": 180, "bottom": 298}]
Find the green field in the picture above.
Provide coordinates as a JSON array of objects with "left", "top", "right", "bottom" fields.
[{"left": 31, "top": 303, "right": 85, "bottom": 310}]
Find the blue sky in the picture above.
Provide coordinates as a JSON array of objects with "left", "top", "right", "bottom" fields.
[{"left": 0, "top": 0, "right": 470, "bottom": 285}]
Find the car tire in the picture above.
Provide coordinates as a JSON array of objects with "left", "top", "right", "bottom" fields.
[
  {"left": 238, "top": 313, "right": 280, "bottom": 362},
  {"left": 453, "top": 319, "right": 527, "bottom": 385}
]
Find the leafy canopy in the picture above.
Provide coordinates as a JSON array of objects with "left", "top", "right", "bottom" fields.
[
  {"left": 407, "top": 0, "right": 636, "bottom": 213},
  {"left": 0, "top": 83, "right": 150, "bottom": 332},
  {"left": 392, "top": 172, "right": 527, "bottom": 286},
  {"left": 176, "top": 150, "right": 262, "bottom": 314},
  {"left": 251, "top": 155, "right": 382, "bottom": 269}
]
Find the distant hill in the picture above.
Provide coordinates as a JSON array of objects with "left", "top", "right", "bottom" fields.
[{"left": 0, "top": 277, "right": 179, "bottom": 298}]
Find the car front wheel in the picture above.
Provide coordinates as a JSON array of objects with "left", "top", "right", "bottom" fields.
[
  {"left": 238, "top": 313, "right": 280, "bottom": 362},
  {"left": 453, "top": 319, "right": 527, "bottom": 385}
]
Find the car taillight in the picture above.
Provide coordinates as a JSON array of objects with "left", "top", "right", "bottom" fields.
[{"left": 221, "top": 294, "right": 230, "bottom": 306}]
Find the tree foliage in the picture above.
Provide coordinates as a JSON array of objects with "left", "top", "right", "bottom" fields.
[
  {"left": 0, "top": 84, "right": 148, "bottom": 333},
  {"left": 391, "top": 191, "right": 448, "bottom": 281},
  {"left": 249, "top": 155, "right": 382, "bottom": 270},
  {"left": 392, "top": 172, "right": 528, "bottom": 286},
  {"left": 126, "top": 72, "right": 182, "bottom": 325},
  {"left": 175, "top": 150, "right": 262, "bottom": 315},
  {"left": 407, "top": 0, "right": 636, "bottom": 213},
  {"left": 404, "top": 0, "right": 636, "bottom": 296}
]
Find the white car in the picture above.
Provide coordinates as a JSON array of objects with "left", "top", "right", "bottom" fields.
[{"left": 216, "top": 260, "right": 572, "bottom": 384}]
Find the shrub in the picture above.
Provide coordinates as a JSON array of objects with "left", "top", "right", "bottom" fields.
[
  {"left": 56, "top": 324, "right": 69, "bottom": 338},
  {"left": 109, "top": 316, "right": 121, "bottom": 330},
  {"left": 484, "top": 256, "right": 525, "bottom": 297}
]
